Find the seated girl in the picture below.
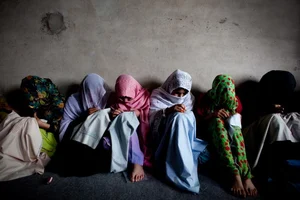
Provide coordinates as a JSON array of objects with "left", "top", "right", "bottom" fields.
[
  {"left": 150, "top": 69, "right": 208, "bottom": 194},
  {"left": 62, "top": 74, "right": 150, "bottom": 182},
  {"left": 56, "top": 73, "right": 113, "bottom": 176},
  {"left": 195, "top": 74, "right": 257, "bottom": 198},
  {"left": 0, "top": 93, "right": 49, "bottom": 181},
  {"left": 243, "top": 70, "right": 300, "bottom": 173},
  {"left": 110, "top": 74, "right": 152, "bottom": 182},
  {"left": 20, "top": 75, "right": 65, "bottom": 157},
  {"left": 59, "top": 73, "right": 112, "bottom": 142}
]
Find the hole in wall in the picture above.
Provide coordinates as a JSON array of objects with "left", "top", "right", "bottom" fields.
[{"left": 41, "top": 12, "right": 66, "bottom": 35}]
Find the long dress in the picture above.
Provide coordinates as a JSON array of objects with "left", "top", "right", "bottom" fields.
[
  {"left": 0, "top": 111, "right": 50, "bottom": 181},
  {"left": 150, "top": 69, "right": 208, "bottom": 193}
]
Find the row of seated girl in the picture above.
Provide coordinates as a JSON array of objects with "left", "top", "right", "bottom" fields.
[{"left": 1, "top": 69, "right": 299, "bottom": 198}]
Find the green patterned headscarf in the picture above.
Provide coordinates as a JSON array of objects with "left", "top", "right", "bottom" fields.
[{"left": 207, "top": 74, "right": 238, "bottom": 114}]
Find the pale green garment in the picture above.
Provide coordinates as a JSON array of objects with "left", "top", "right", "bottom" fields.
[{"left": 71, "top": 109, "right": 139, "bottom": 173}]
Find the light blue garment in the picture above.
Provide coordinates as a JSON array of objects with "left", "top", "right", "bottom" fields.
[
  {"left": 71, "top": 110, "right": 141, "bottom": 173},
  {"left": 155, "top": 111, "right": 208, "bottom": 194},
  {"left": 71, "top": 108, "right": 111, "bottom": 149},
  {"left": 108, "top": 112, "right": 140, "bottom": 172}
]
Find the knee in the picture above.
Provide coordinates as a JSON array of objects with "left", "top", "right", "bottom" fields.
[
  {"left": 210, "top": 117, "right": 225, "bottom": 125},
  {"left": 169, "top": 112, "right": 188, "bottom": 122},
  {"left": 266, "top": 113, "right": 284, "bottom": 124}
]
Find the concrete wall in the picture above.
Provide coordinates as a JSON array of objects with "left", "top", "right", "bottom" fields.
[{"left": 0, "top": 0, "right": 299, "bottom": 95}]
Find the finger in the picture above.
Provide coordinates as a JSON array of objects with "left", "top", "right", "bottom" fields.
[
  {"left": 219, "top": 112, "right": 226, "bottom": 119},
  {"left": 117, "top": 109, "right": 123, "bottom": 113},
  {"left": 178, "top": 104, "right": 185, "bottom": 109},
  {"left": 175, "top": 107, "right": 182, "bottom": 112},
  {"left": 220, "top": 110, "right": 227, "bottom": 116},
  {"left": 221, "top": 111, "right": 229, "bottom": 118}
]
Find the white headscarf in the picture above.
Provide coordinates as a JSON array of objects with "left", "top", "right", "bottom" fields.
[
  {"left": 149, "top": 69, "right": 195, "bottom": 148},
  {"left": 150, "top": 69, "right": 195, "bottom": 124}
]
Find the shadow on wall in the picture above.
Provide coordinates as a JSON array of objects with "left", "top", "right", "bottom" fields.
[
  {"left": 65, "top": 83, "right": 80, "bottom": 98},
  {"left": 291, "top": 90, "right": 300, "bottom": 112},
  {"left": 236, "top": 80, "right": 260, "bottom": 128},
  {"left": 142, "top": 79, "right": 162, "bottom": 92},
  {"left": 4, "top": 88, "right": 31, "bottom": 117}
]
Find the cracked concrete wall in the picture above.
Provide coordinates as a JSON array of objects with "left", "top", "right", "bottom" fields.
[{"left": 0, "top": 0, "right": 299, "bottom": 95}]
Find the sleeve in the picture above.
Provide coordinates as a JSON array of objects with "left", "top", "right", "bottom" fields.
[
  {"left": 58, "top": 95, "right": 81, "bottom": 141},
  {"left": 236, "top": 96, "right": 243, "bottom": 114},
  {"left": 195, "top": 93, "right": 210, "bottom": 119}
]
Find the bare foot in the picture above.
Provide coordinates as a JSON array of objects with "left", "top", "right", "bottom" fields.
[
  {"left": 130, "top": 164, "right": 144, "bottom": 182},
  {"left": 243, "top": 178, "right": 258, "bottom": 197},
  {"left": 231, "top": 175, "right": 246, "bottom": 198}
]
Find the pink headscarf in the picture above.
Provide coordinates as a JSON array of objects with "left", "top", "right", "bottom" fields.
[{"left": 114, "top": 74, "right": 152, "bottom": 167}]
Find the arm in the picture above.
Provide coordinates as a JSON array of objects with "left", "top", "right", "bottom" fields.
[{"left": 34, "top": 112, "right": 50, "bottom": 129}]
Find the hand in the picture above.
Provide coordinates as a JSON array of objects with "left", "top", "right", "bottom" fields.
[
  {"left": 272, "top": 104, "right": 284, "bottom": 114},
  {"left": 214, "top": 109, "right": 230, "bottom": 119},
  {"left": 34, "top": 112, "right": 50, "bottom": 129},
  {"left": 110, "top": 107, "right": 123, "bottom": 118},
  {"left": 166, "top": 104, "right": 186, "bottom": 114},
  {"left": 88, "top": 107, "right": 99, "bottom": 115},
  {"left": 132, "top": 110, "right": 140, "bottom": 117}
]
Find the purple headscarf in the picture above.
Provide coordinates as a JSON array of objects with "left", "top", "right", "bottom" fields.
[{"left": 59, "top": 73, "right": 111, "bottom": 141}]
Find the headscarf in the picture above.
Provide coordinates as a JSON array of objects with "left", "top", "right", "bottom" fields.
[
  {"left": 21, "top": 76, "right": 64, "bottom": 112},
  {"left": 59, "top": 73, "right": 111, "bottom": 141},
  {"left": 150, "top": 69, "right": 195, "bottom": 122},
  {"left": 113, "top": 74, "right": 151, "bottom": 167},
  {"left": 150, "top": 69, "right": 195, "bottom": 148},
  {"left": 21, "top": 75, "right": 65, "bottom": 133},
  {"left": 81, "top": 73, "right": 111, "bottom": 111},
  {"left": 259, "top": 70, "right": 296, "bottom": 107},
  {"left": 207, "top": 74, "right": 238, "bottom": 114}
]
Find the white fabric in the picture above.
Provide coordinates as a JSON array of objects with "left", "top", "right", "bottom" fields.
[
  {"left": 0, "top": 111, "right": 50, "bottom": 181},
  {"left": 282, "top": 112, "right": 300, "bottom": 141},
  {"left": 243, "top": 113, "right": 300, "bottom": 169},
  {"left": 227, "top": 113, "right": 242, "bottom": 139},
  {"left": 71, "top": 108, "right": 111, "bottom": 149}
]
